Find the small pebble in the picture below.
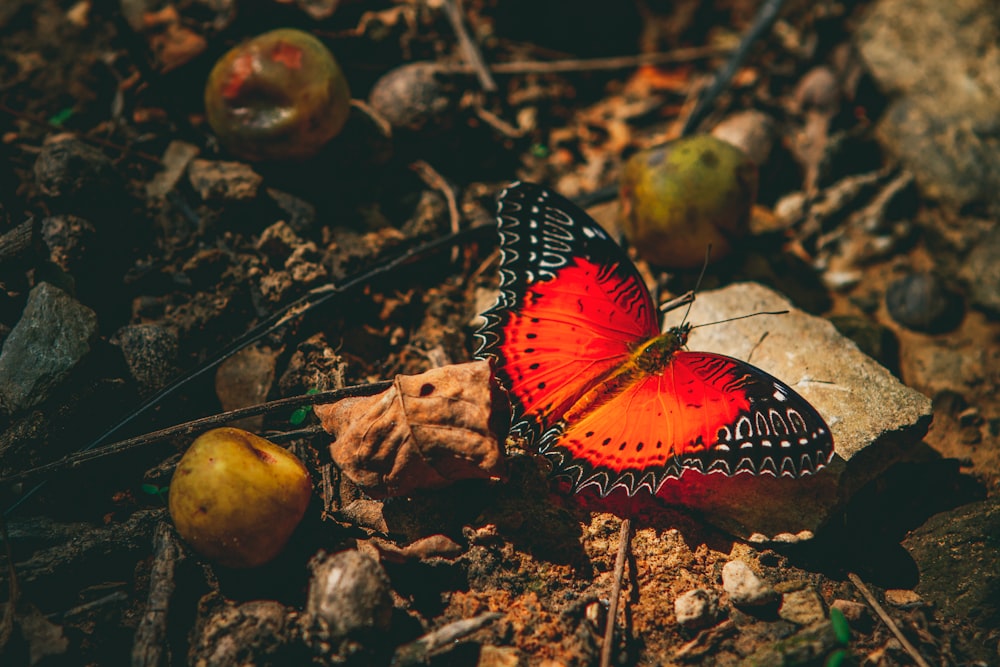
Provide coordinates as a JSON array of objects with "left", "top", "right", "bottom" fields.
[
  {"left": 674, "top": 588, "right": 719, "bottom": 629},
  {"left": 303, "top": 549, "right": 393, "bottom": 647},
  {"left": 711, "top": 110, "right": 778, "bottom": 166},
  {"left": 369, "top": 62, "right": 460, "bottom": 133},
  {"left": 778, "top": 587, "right": 827, "bottom": 626},
  {"left": 722, "top": 560, "right": 778, "bottom": 608},
  {"left": 885, "top": 272, "right": 963, "bottom": 333},
  {"left": 187, "top": 159, "right": 263, "bottom": 201},
  {"left": 884, "top": 589, "right": 923, "bottom": 608},
  {"left": 114, "top": 324, "right": 179, "bottom": 395},
  {"left": 33, "top": 137, "right": 122, "bottom": 206}
]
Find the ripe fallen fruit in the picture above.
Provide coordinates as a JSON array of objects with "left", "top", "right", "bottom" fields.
[
  {"left": 169, "top": 427, "right": 312, "bottom": 568},
  {"left": 204, "top": 28, "right": 351, "bottom": 161},
  {"left": 619, "top": 135, "right": 758, "bottom": 269}
]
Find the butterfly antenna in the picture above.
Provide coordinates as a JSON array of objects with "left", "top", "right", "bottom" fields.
[
  {"left": 689, "top": 309, "right": 790, "bottom": 330},
  {"left": 677, "top": 244, "right": 713, "bottom": 325}
]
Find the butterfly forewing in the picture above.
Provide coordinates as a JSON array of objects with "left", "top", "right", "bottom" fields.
[{"left": 475, "top": 182, "right": 659, "bottom": 445}]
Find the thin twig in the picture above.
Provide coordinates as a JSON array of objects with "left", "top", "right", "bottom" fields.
[
  {"left": 441, "top": 0, "right": 497, "bottom": 93},
  {"left": 410, "top": 160, "right": 462, "bottom": 262},
  {"left": 439, "top": 46, "right": 729, "bottom": 75},
  {"left": 680, "top": 0, "right": 787, "bottom": 135},
  {"left": 848, "top": 572, "right": 932, "bottom": 667},
  {"left": 601, "top": 518, "right": 632, "bottom": 667},
  {"left": 393, "top": 611, "right": 502, "bottom": 665},
  {"left": 0, "top": 382, "right": 391, "bottom": 488}
]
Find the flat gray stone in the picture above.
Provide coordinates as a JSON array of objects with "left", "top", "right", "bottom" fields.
[
  {"left": 0, "top": 282, "right": 98, "bottom": 413},
  {"left": 655, "top": 283, "right": 932, "bottom": 541},
  {"left": 856, "top": 0, "right": 1000, "bottom": 211},
  {"left": 902, "top": 497, "right": 1000, "bottom": 635}
]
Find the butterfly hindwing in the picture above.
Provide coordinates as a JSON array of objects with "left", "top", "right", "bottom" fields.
[
  {"left": 540, "top": 350, "right": 834, "bottom": 495},
  {"left": 475, "top": 182, "right": 660, "bottom": 445}
]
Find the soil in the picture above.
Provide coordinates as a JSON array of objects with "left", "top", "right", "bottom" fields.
[{"left": 0, "top": 1, "right": 997, "bottom": 666}]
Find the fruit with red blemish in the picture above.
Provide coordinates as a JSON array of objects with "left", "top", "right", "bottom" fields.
[
  {"left": 204, "top": 28, "right": 351, "bottom": 161},
  {"left": 619, "top": 135, "right": 758, "bottom": 269},
  {"left": 168, "top": 427, "right": 312, "bottom": 568}
]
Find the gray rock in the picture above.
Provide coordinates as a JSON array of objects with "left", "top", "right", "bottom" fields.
[
  {"left": 885, "top": 272, "right": 963, "bottom": 333},
  {"left": 674, "top": 588, "right": 719, "bottom": 629},
  {"left": 33, "top": 138, "right": 121, "bottom": 206},
  {"left": 114, "top": 324, "right": 179, "bottom": 395},
  {"left": 721, "top": 560, "right": 777, "bottom": 608},
  {"left": 779, "top": 587, "right": 827, "bottom": 626},
  {"left": 0, "top": 282, "right": 98, "bottom": 413},
  {"left": 856, "top": 0, "right": 1000, "bottom": 211},
  {"left": 656, "top": 283, "right": 932, "bottom": 541},
  {"left": 964, "top": 226, "right": 1000, "bottom": 316},
  {"left": 902, "top": 497, "right": 1000, "bottom": 635},
  {"left": 303, "top": 549, "right": 392, "bottom": 649}
]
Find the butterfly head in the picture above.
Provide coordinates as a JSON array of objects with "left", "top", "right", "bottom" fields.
[{"left": 631, "top": 322, "right": 692, "bottom": 374}]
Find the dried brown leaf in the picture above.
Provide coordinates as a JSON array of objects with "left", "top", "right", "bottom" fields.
[
  {"left": 370, "top": 534, "right": 465, "bottom": 563},
  {"left": 316, "top": 361, "right": 506, "bottom": 498}
]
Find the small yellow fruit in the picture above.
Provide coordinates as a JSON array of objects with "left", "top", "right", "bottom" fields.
[
  {"left": 169, "top": 427, "right": 312, "bottom": 568},
  {"left": 619, "top": 135, "right": 758, "bottom": 268},
  {"left": 204, "top": 28, "right": 351, "bottom": 161}
]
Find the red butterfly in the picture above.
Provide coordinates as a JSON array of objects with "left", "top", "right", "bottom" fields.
[{"left": 476, "top": 182, "right": 834, "bottom": 497}]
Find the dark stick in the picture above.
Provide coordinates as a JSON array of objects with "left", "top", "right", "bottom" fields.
[
  {"left": 442, "top": 0, "right": 497, "bottom": 93},
  {"left": 600, "top": 518, "right": 632, "bottom": 667},
  {"left": 440, "top": 46, "right": 729, "bottom": 75},
  {"left": 0, "top": 382, "right": 392, "bottom": 489},
  {"left": 680, "top": 0, "right": 787, "bottom": 136}
]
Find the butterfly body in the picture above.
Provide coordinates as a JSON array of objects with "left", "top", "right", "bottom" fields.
[{"left": 476, "top": 182, "right": 834, "bottom": 497}]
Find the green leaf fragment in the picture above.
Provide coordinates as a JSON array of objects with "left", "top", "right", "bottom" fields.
[
  {"left": 825, "top": 648, "right": 849, "bottom": 667},
  {"left": 829, "top": 607, "right": 851, "bottom": 645},
  {"left": 49, "top": 107, "right": 75, "bottom": 126}
]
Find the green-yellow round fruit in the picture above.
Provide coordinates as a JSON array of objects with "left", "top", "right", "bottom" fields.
[
  {"left": 169, "top": 427, "right": 312, "bottom": 568},
  {"left": 619, "top": 135, "right": 758, "bottom": 268},
  {"left": 204, "top": 28, "right": 351, "bottom": 161}
]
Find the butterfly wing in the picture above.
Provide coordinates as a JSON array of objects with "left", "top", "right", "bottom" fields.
[
  {"left": 541, "top": 349, "right": 835, "bottom": 495},
  {"left": 475, "top": 182, "right": 660, "bottom": 446}
]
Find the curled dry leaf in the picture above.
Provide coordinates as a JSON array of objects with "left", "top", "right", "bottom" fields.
[
  {"left": 315, "top": 361, "right": 507, "bottom": 498},
  {"left": 370, "top": 534, "right": 465, "bottom": 563}
]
